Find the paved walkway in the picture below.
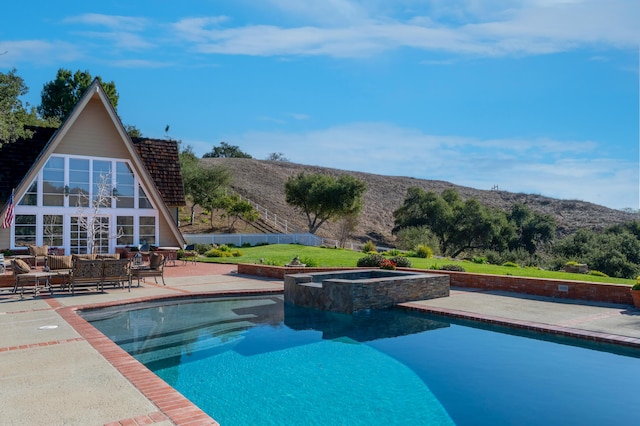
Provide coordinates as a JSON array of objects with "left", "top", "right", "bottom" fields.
[{"left": 1, "top": 264, "right": 639, "bottom": 425}]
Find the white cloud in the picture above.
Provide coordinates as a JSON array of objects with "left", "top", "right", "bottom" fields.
[
  {"left": 0, "top": 40, "right": 81, "bottom": 66},
  {"left": 170, "top": 0, "right": 639, "bottom": 58},
  {"left": 63, "top": 13, "right": 150, "bottom": 29},
  {"left": 218, "top": 122, "right": 638, "bottom": 209}
]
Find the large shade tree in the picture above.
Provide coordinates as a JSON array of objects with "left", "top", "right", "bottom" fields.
[
  {"left": 0, "top": 68, "right": 59, "bottom": 146},
  {"left": 202, "top": 142, "right": 252, "bottom": 158},
  {"left": 180, "top": 146, "right": 231, "bottom": 225},
  {"left": 285, "top": 172, "right": 366, "bottom": 234},
  {"left": 39, "top": 69, "right": 119, "bottom": 121},
  {"left": 393, "top": 187, "right": 515, "bottom": 258}
]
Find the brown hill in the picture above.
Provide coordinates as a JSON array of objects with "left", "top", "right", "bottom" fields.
[{"left": 185, "top": 158, "right": 638, "bottom": 246}]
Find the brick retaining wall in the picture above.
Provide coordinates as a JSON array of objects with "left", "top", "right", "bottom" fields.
[{"left": 238, "top": 263, "right": 634, "bottom": 305}]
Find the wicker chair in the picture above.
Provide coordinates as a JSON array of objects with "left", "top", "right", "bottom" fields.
[{"left": 133, "top": 253, "right": 166, "bottom": 286}]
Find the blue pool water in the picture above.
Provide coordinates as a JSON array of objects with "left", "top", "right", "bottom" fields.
[{"left": 82, "top": 296, "right": 640, "bottom": 425}]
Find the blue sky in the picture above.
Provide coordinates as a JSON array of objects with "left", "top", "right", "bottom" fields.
[{"left": 1, "top": 0, "right": 638, "bottom": 209}]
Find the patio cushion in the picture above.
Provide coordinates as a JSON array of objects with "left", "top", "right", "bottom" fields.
[
  {"left": 12, "top": 259, "right": 31, "bottom": 274},
  {"left": 149, "top": 253, "right": 164, "bottom": 269},
  {"left": 48, "top": 255, "right": 73, "bottom": 270},
  {"left": 72, "top": 254, "right": 97, "bottom": 261},
  {"left": 28, "top": 245, "right": 49, "bottom": 257},
  {"left": 97, "top": 253, "right": 120, "bottom": 259}
]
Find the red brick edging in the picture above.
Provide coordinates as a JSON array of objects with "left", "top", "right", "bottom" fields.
[{"left": 48, "top": 290, "right": 280, "bottom": 426}]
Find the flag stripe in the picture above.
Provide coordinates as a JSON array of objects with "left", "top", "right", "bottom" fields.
[{"left": 2, "top": 192, "right": 14, "bottom": 229}]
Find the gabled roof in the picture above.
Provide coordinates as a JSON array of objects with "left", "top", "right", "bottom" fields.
[
  {"left": 0, "top": 127, "right": 186, "bottom": 207},
  {"left": 0, "top": 79, "right": 186, "bottom": 247}
]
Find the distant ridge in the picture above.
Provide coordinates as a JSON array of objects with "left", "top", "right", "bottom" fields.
[{"left": 197, "top": 158, "right": 637, "bottom": 246}]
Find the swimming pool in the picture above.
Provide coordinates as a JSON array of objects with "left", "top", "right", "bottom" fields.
[{"left": 82, "top": 295, "right": 640, "bottom": 425}]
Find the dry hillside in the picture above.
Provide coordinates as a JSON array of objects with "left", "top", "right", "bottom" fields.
[{"left": 181, "top": 158, "right": 638, "bottom": 246}]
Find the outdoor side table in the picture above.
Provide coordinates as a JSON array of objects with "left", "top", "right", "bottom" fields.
[{"left": 13, "top": 271, "right": 57, "bottom": 298}]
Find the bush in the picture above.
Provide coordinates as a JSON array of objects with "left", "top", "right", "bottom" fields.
[
  {"left": 633, "top": 277, "right": 640, "bottom": 290},
  {"left": 439, "top": 264, "right": 466, "bottom": 272},
  {"left": 415, "top": 244, "right": 433, "bottom": 259},
  {"left": 300, "top": 256, "right": 319, "bottom": 267},
  {"left": 195, "top": 243, "right": 213, "bottom": 254},
  {"left": 390, "top": 256, "right": 413, "bottom": 268},
  {"left": 205, "top": 247, "right": 243, "bottom": 258},
  {"left": 502, "top": 261, "right": 519, "bottom": 268},
  {"left": 385, "top": 249, "right": 402, "bottom": 257},
  {"left": 472, "top": 256, "right": 488, "bottom": 264},
  {"left": 380, "top": 259, "right": 397, "bottom": 270},
  {"left": 361, "top": 240, "right": 377, "bottom": 253},
  {"left": 357, "top": 254, "right": 386, "bottom": 267},
  {"left": 588, "top": 270, "right": 608, "bottom": 277}
]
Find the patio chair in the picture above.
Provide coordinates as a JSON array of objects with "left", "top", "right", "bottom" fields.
[
  {"left": 101, "top": 258, "right": 132, "bottom": 292},
  {"left": 70, "top": 259, "right": 103, "bottom": 295},
  {"left": 27, "top": 244, "right": 48, "bottom": 267},
  {"left": 182, "top": 244, "right": 198, "bottom": 265},
  {"left": 133, "top": 252, "right": 166, "bottom": 286}
]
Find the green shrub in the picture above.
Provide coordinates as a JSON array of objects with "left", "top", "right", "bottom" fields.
[
  {"left": 195, "top": 243, "right": 212, "bottom": 254},
  {"left": 439, "top": 264, "right": 466, "bottom": 272},
  {"left": 357, "top": 254, "right": 385, "bottom": 267},
  {"left": 242, "top": 242, "right": 252, "bottom": 248},
  {"left": 633, "top": 276, "right": 640, "bottom": 290},
  {"left": 385, "top": 249, "right": 402, "bottom": 257},
  {"left": 415, "top": 244, "right": 433, "bottom": 259},
  {"left": 502, "top": 261, "right": 519, "bottom": 268},
  {"left": 588, "top": 270, "right": 608, "bottom": 277},
  {"left": 472, "top": 256, "right": 488, "bottom": 264},
  {"left": 361, "top": 240, "right": 377, "bottom": 253},
  {"left": 205, "top": 247, "right": 243, "bottom": 258},
  {"left": 300, "top": 256, "right": 319, "bottom": 267},
  {"left": 390, "top": 256, "right": 413, "bottom": 268},
  {"left": 565, "top": 260, "right": 581, "bottom": 266}
]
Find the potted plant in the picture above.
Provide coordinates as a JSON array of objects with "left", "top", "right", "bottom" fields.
[{"left": 631, "top": 277, "right": 640, "bottom": 308}]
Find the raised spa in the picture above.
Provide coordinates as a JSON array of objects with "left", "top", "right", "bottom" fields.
[{"left": 284, "top": 269, "right": 449, "bottom": 313}]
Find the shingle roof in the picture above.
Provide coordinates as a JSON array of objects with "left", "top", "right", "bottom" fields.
[
  {"left": 131, "top": 137, "right": 186, "bottom": 207},
  {"left": 0, "top": 126, "right": 56, "bottom": 202},
  {"left": 0, "top": 126, "right": 185, "bottom": 207}
]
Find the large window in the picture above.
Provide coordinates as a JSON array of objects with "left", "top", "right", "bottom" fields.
[
  {"left": 116, "top": 162, "right": 135, "bottom": 208},
  {"left": 14, "top": 215, "right": 36, "bottom": 246},
  {"left": 43, "top": 157, "right": 64, "bottom": 206},
  {"left": 69, "top": 158, "right": 90, "bottom": 208},
  {"left": 19, "top": 181, "right": 37, "bottom": 206},
  {"left": 117, "top": 216, "right": 134, "bottom": 245},
  {"left": 12, "top": 155, "right": 161, "bottom": 251},
  {"left": 43, "top": 215, "right": 63, "bottom": 247},
  {"left": 70, "top": 217, "right": 88, "bottom": 254},
  {"left": 139, "top": 216, "right": 156, "bottom": 246}
]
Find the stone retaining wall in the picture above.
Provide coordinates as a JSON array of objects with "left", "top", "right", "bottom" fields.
[{"left": 238, "top": 263, "right": 634, "bottom": 305}]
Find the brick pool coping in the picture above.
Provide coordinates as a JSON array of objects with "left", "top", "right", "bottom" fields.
[{"left": 46, "top": 289, "right": 281, "bottom": 426}]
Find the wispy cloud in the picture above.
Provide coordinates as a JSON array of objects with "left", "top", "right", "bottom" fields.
[
  {"left": 0, "top": 40, "right": 81, "bottom": 66},
  {"left": 218, "top": 122, "right": 638, "bottom": 209},
  {"left": 171, "top": 0, "right": 640, "bottom": 58}
]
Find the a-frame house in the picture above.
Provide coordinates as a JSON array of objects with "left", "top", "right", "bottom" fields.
[{"left": 0, "top": 79, "right": 186, "bottom": 254}]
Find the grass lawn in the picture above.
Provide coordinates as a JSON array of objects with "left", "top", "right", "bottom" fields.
[{"left": 199, "top": 244, "right": 635, "bottom": 286}]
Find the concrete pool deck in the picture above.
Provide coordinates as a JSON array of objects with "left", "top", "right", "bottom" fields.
[{"left": 1, "top": 263, "right": 639, "bottom": 425}]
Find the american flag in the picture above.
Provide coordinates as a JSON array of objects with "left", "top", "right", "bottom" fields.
[{"left": 2, "top": 191, "right": 15, "bottom": 229}]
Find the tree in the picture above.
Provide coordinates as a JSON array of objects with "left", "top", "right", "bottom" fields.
[
  {"left": 0, "top": 68, "right": 33, "bottom": 145},
  {"left": 507, "top": 203, "right": 556, "bottom": 254},
  {"left": 393, "top": 187, "right": 512, "bottom": 258},
  {"left": 125, "top": 124, "right": 143, "bottom": 138},
  {"left": 39, "top": 69, "right": 119, "bottom": 121},
  {"left": 202, "top": 142, "right": 252, "bottom": 158},
  {"left": 219, "top": 194, "right": 259, "bottom": 232},
  {"left": 180, "top": 146, "right": 231, "bottom": 225},
  {"left": 266, "top": 152, "right": 289, "bottom": 162},
  {"left": 285, "top": 172, "right": 367, "bottom": 234},
  {"left": 75, "top": 173, "right": 123, "bottom": 254}
]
